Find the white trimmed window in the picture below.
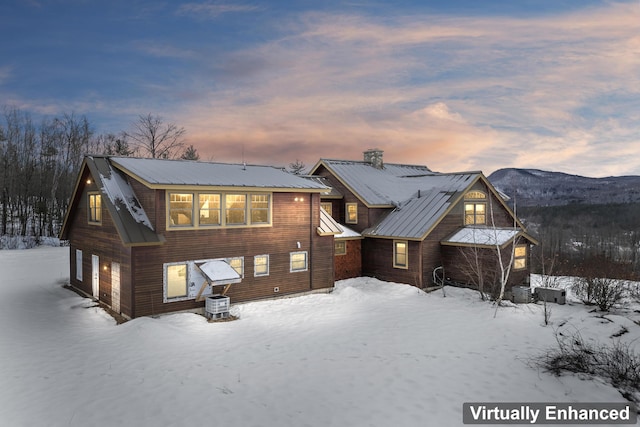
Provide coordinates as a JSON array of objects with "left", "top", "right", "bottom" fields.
[
  {"left": 346, "top": 203, "right": 358, "bottom": 224},
  {"left": 165, "top": 262, "right": 188, "bottom": 299},
  {"left": 88, "top": 193, "right": 102, "bottom": 224},
  {"left": 225, "top": 194, "right": 246, "bottom": 225},
  {"left": 254, "top": 255, "right": 269, "bottom": 277},
  {"left": 514, "top": 245, "right": 527, "bottom": 270},
  {"left": 335, "top": 240, "right": 346, "bottom": 255},
  {"left": 76, "top": 249, "right": 83, "bottom": 281},
  {"left": 290, "top": 251, "right": 308, "bottom": 272},
  {"left": 250, "top": 194, "right": 270, "bottom": 224},
  {"left": 393, "top": 240, "right": 408, "bottom": 269}
]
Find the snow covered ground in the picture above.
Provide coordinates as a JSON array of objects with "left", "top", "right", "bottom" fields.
[{"left": 1, "top": 246, "right": 639, "bottom": 426}]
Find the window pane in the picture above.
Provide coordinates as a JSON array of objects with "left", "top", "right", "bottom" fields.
[
  {"left": 225, "top": 194, "right": 246, "bottom": 225},
  {"left": 291, "top": 252, "right": 308, "bottom": 271},
  {"left": 346, "top": 203, "right": 357, "bottom": 223},
  {"left": 166, "top": 264, "right": 187, "bottom": 298},
  {"left": 321, "top": 202, "right": 332, "bottom": 216},
  {"left": 170, "top": 193, "right": 193, "bottom": 226},
  {"left": 250, "top": 194, "right": 269, "bottom": 224},
  {"left": 465, "top": 191, "right": 486, "bottom": 199},
  {"left": 335, "top": 241, "right": 346, "bottom": 255},
  {"left": 514, "top": 258, "right": 526, "bottom": 269},
  {"left": 514, "top": 246, "right": 527, "bottom": 257},
  {"left": 229, "top": 257, "right": 244, "bottom": 276},
  {"left": 199, "top": 194, "right": 220, "bottom": 225},
  {"left": 395, "top": 242, "right": 407, "bottom": 267},
  {"left": 89, "top": 194, "right": 101, "bottom": 223},
  {"left": 254, "top": 255, "right": 269, "bottom": 276}
]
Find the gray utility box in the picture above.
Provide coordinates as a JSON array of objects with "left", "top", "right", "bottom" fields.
[
  {"left": 512, "top": 286, "right": 532, "bottom": 303},
  {"left": 534, "top": 287, "right": 566, "bottom": 305},
  {"left": 205, "top": 295, "right": 231, "bottom": 319}
]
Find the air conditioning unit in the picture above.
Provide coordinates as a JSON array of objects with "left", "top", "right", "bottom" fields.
[
  {"left": 205, "top": 295, "right": 230, "bottom": 319},
  {"left": 511, "top": 285, "right": 532, "bottom": 303},
  {"left": 534, "top": 287, "right": 566, "bottom": 305}
]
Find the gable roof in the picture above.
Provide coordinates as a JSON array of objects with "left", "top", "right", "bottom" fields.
[{"left": 112, "top": 156, "right": 329, "bottom": 191}]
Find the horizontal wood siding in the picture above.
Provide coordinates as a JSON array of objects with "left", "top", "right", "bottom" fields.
[
  {"left": 362, "top": 239, "right": 422, "bottom": 287},
  {"left": 67, "top": 168, "right": 133, "bottom": 317},
  {"left": 130, "top": 192, "right": 334, "bottom": 317},
  {"left": 335, "top": 239, "right": 362, "bottom": 280}
]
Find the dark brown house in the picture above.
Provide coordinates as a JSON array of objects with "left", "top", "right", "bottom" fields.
[
  {"left": 60, "top": 156, "right": 336, "bottom": 319},
  {"left": 310, "top": 149, "right": 537, "bottom": 294}
]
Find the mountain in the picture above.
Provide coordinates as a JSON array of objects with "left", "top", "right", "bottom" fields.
[{"left": 488, "top": 168, "right": 640, "bottom": 207}]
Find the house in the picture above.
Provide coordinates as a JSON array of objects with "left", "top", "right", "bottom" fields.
[
  {"left": 60, "top": 150, "right": 537, "bottom": 319},
  {"left": 59, "top": 156, "right": 337, "bottom": 319},
  {"left": 309, "top": 149, "right": 537, "bottom": 294}
]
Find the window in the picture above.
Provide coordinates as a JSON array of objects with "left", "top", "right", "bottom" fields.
[
  {"left": 250, "top": 194, "right": 270, "bottom": 224},
  {"left": 169, "top": 193, "right": 194, "bottom": 226},
  {"left": 225, "top": 194, "right": 246, "bottom": 225},
  {"left": 290, "top": 251, "right": 308, "bottom": 272},
  {"left": 199, "top": 194, "right": 221, "bottom": 226},
  {"left": 394, "top": 240, "right": 408, "bottom": 269},
  {"left": 346, "top": 203, "right": 358, "bottom": 224},
  {"left": 254, "top": 255, "right": 269, "bottom": 277},
  {"left": 514, "top": 245, "right": 527, "bottom": 270},
  {"left": 321, "top": 202, "right": 332, "bottom": 216},
  {"left": 165, "top": 263, "right": 188, "bottom": 299},
  {"left": 168, "top": 191, "right": 271, "bottom": 229},
  {"left": 75, "top": 249, "right": 83, "bottom": 281},
  {"left": 464, "top": 203, "right": 486, "bottom": 225},
  {"left": 88, "top": 193, "right": 102, "bottom": 224},
  {"left": 335, "top": 240, "right": 346, "bottom": 255},
  {"left": 228, "top": 257, "right": 244, "bottom": 277},
  {"left": 464, "top": 191, "right": 486, "bottom": 225}
]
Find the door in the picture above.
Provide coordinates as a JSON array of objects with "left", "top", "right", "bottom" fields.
[
  {"left": 92, "top": 255, "right": 99, "bottom": 299},
  {"left": 111, "top": 262, "right": 120, "bottom": 314}
]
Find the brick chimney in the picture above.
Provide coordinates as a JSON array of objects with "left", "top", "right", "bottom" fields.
[{"left": 363, "top": 148, "right": 384, "bottom": 169}]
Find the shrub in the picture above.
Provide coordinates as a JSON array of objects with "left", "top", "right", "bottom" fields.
[
  {"left": 572, "top": 276, "right": 626, "bottom": 311},
  {"left": 539, "top": 331, "right": 640, "bottom": 402}
]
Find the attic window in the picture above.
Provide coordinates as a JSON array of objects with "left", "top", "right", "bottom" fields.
[
  {"left": 88, "top": 193, "right": 102, "bottom": 224},
  {"left": 464, "top": 191, "right": 486, "bottom": 225}
]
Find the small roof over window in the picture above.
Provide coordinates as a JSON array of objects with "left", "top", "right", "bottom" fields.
[
  {"left": 196, "top": 260, "right": 242, "bottom": 285},
  {"left": 441, "top": 226, "right": 538, "bottom": 248}
]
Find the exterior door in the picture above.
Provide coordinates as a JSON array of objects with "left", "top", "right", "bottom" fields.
[
  {"left": 91, "top": 255, "right": 99, "bottom": 299},
  {"left": 111, "top": 262, "right": 120, "bottom": 314}
]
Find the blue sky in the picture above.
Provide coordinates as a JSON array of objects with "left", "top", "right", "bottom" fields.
[{"left": 1, "top": 0, "right": 639, "bottom": 177}]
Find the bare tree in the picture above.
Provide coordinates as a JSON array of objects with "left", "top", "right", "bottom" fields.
[
  {"left": 126, "top": 114, "right": 185, "bottom": 159},
  {"left": 288, "top": 159, "right": 306, "bottom": 175}
]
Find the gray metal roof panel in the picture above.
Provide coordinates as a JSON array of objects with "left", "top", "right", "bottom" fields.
[
  {"left": 111, "top": 157, "right": 329, "bottom": 190},
  {"left": 321, "top": 159, "right": 478, "bottom": 206}
]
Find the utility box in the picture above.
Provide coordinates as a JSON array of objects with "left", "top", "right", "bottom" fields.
[
  {"left": 534, "top": 287, "right": 566, "bottom": 305},
  {"left": 512, "top": 286, "right": 532, "bottom": 303},
  {"left": 205, "top": 295, "right": 230, "bottom": 319}
]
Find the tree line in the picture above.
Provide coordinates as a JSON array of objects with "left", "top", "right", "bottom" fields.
[{"left": 0, "top": 107, "right": 196, "bottom": 241}]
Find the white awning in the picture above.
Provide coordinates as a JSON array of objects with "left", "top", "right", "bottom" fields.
[
  {"left": 441, "top": 227, "right": 521, "bottom": 248},
  {"left": 196, "top": 260, "right": 242, "bottom": 285}
]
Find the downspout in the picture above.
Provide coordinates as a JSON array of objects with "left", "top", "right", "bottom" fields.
[{"left": 309, "top": 193, "right": 314, "bottom": 290}]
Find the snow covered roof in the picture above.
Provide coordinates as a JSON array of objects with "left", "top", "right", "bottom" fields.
[
  {"left": 197, "top": 260, "right": 242, "bottom": 285},
  {"left": 312, "top": 159, "right": 479, "bottom": 207},
  {"left": 441, "top": 226, "right": 536, "bottom": 248},
  {"left": 335, "top": 223, "right": 362, "bottom": 240},
  {"left": 111, "top": 156, "right": 329, "bottom": 191},
  {"left": 85, "top": 157, "right": 164, "bottom": 246}
]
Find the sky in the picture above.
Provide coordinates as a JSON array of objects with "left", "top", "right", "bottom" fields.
[{"left": 1, "top": 0, "right": 639, "bottom": 177}]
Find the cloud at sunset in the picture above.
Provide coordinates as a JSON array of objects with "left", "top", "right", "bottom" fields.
[{"left": 1, "top": 1, "right": 638, "bottom": 177}]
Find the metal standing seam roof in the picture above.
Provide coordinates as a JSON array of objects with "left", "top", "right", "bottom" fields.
[
  {"left": 111, "top": 156, "right": 329, "bottom": 190},
  {"left": 86, "top": 157, "right": 164, "bottom": 246},
  {"left": 441, "top": 227, "right": 523, "bottom": 248},
  {"left": 317, "top": 208, "right": 343, "bottom": 236}
]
